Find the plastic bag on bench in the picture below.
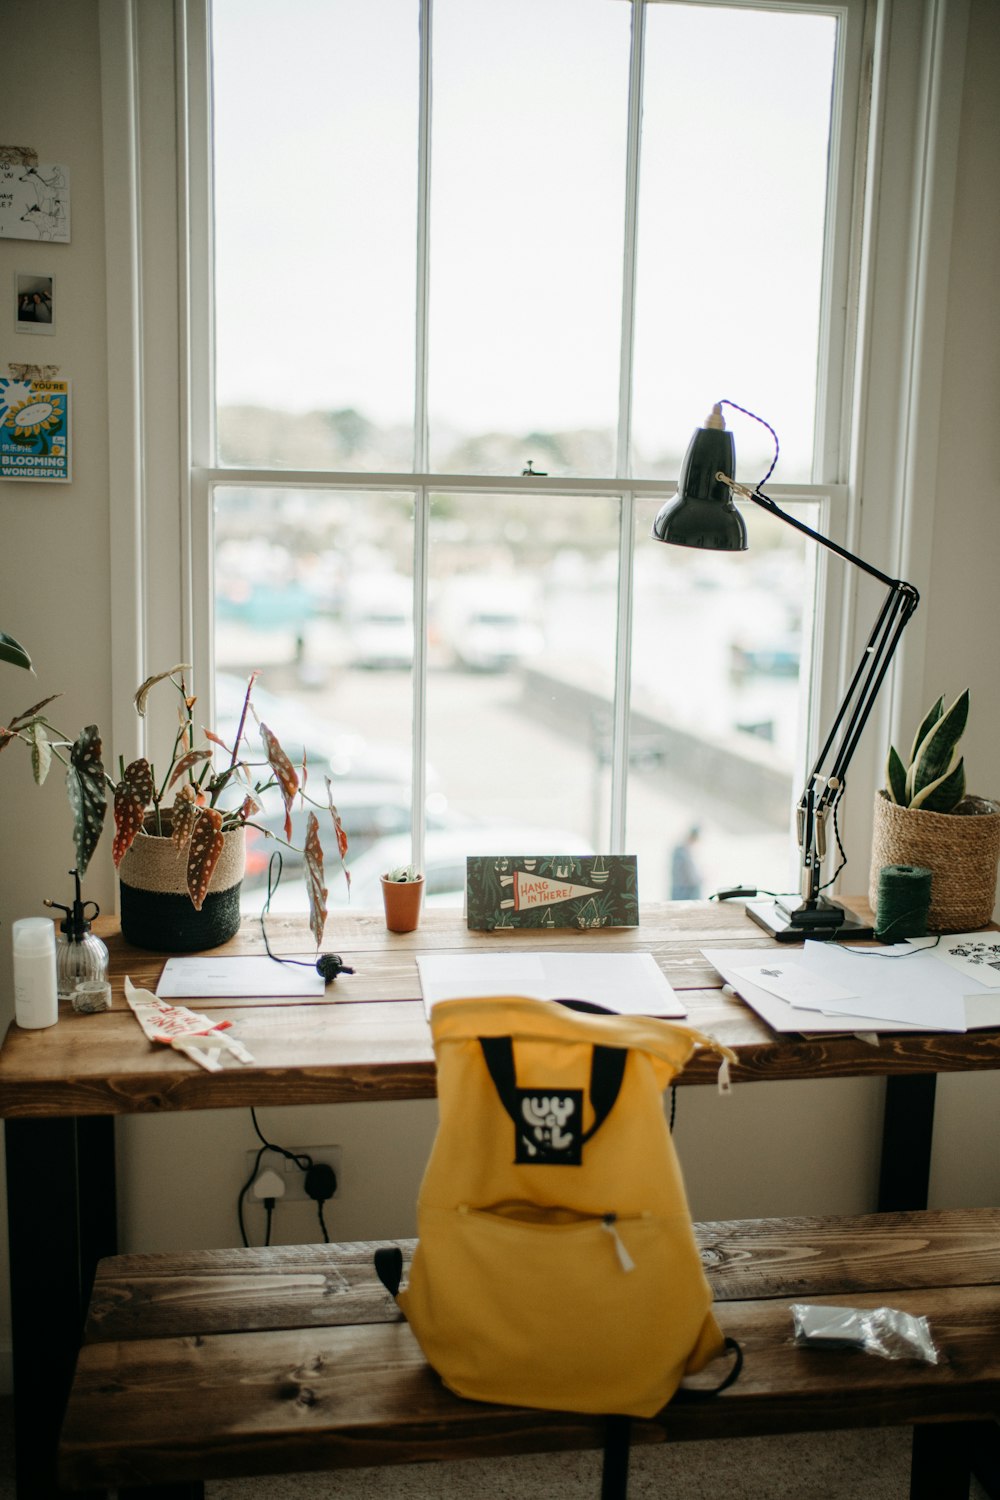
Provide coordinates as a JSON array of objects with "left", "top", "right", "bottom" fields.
[
  {"left": 791, "top": 1303, "right": 940, "bottom": 1363},
  {"left": 376, "top": 994, "right": 739, "bottom": 1419}
]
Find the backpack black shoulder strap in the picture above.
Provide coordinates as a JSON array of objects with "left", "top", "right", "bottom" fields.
[{"left": 479, "top": 1027, "right": 627, "bottom": 1149}]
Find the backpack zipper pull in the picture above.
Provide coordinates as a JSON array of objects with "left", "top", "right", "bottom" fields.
[{"left": 602, "top": 1214, "right": 635, "bottom": 1272}]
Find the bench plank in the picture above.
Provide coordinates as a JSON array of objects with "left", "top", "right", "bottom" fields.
[
  {"left": 61, "top": 1285, "right": 1000, "bottom": 1489},
  {"left": 60, "top": 1209, "right": 1000, "bottom": 1492},
  {"left": 84, "top": 1209, "right": 1000, "bottom": 1343}
]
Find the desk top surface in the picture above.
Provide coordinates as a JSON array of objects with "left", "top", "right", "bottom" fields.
[{"left": 1, "top": 901, "right": 998, "bottom": 1118}]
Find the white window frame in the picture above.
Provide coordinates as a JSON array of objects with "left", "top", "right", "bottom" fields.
[{"left": 100, "top": 0, "right": 970, "bottom": 892}]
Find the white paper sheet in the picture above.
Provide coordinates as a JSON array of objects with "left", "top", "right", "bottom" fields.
[
  {"left": 157, "top": 955, "right": 326, "bottom": 999},
  {"left": 730, "top": 960, "right": 858, "bottom": 1009},
  {"left": 928, "top": 933, "right": 1000, "bottom": 988},
  {"left": 702, "top": 945, "right": 1000, "bottom": 1035},
  {"left": 415, "top": 951, "right": 686, "bottom": 1018}
]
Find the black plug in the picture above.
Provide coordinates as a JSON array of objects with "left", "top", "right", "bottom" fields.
[
  {"left": 303, "top": 1162, "right": 337, "bottom": 1245},
  {"left": 304, "top": 1162, "right": 337, "bottom": 1203}
]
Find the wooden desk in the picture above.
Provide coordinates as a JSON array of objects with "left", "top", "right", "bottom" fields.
[{"left": 2, "top": 900, "right": 999, "bottom": 1498}]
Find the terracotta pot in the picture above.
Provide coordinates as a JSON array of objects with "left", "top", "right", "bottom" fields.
[
  {"left": 381, "top": 875, "right": 424, "bottom": 934},
  {"left": 119, "top": 818, "right": 246, "bottom": 951},
  {"left": 869, "top": 790, "right": 1000, "bottom": 932}
]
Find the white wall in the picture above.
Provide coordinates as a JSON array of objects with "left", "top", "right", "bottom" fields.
[
  {"left": 1, "top": 0, "right": 998, "bottom": 1389},
  {"left": 916, "top": 0, "right": 1000, "bottom": 1209}
]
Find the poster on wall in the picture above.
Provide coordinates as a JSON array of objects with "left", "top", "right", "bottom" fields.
[
  {"left": 0, "top": 161, "right": 71, "bottom": 242},
  {"left": 0, "top": 377, "right": 72, "bottom": 482}
]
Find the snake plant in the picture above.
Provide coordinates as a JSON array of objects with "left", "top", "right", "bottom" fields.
[{"left": 885, "top": 689, "right": 969, "bottom": 812}]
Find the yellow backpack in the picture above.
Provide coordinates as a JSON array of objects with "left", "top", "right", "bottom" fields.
[{"left": 379, "top": 994, "right": 738, "bottom": 1419}]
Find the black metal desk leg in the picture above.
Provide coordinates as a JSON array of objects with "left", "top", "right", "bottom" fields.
[
  {"left": 4, "top": 1114, "right": 117, "bottom": 1498},
  {"left": 878, "top": 1074, "right": 936, "bottom": 1211},
  {"left": 910, "top": 1422, "right": 974, "bottom": 1498},
  {"left": 601, "top": 1415, "right": 631, "bottom": 1499}
]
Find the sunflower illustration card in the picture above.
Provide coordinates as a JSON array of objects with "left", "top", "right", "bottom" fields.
[
  {"left": 466, "top": 854, "right": 639, "bottom": 930},
  {"left": 0, "top": 377, "right": 71, "bottom": 481}
]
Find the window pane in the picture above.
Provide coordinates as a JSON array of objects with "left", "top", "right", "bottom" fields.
[
  {"left": 428, "top": 0, "right": 631, "bottom": 474},
  {"left": 211, "top": 0, "right": 419, "bottom": 470},
  {"left": 632, "top": 7, "right": 837, "bottom": 482},
  {"left": 630, "top": 497, "right": 817, "bottom": 900},
  {"left": 419, "top": 492, "right": 621, "bottom": 905},
  {"left": 213, "top": 486, "right": 416, "bottom": 913}
]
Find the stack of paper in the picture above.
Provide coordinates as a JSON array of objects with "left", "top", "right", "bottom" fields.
[
  {"left": 415, "top": 951, "right": 686, "bottom": 1019},
  {"left": 702, "top": 933, "right": 1000, "bottom": 1035}
]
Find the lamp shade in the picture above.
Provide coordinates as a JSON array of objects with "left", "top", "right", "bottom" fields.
[{"left": 651, "top": 411, "right": 746, "bottom": 551}]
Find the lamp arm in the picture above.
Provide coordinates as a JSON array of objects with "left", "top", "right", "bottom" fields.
[
  {"left": 741, "top": 485, "right": 902, "bottom": 592},
  {"left": 797, "top": 582, "right": 918, "bottom": 903},
  {"left": 722, "top": 477, "right": 920, "bottom": 906}
]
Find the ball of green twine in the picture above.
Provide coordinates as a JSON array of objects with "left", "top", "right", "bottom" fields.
[{"left": 874, "top": 864, "right": 933, "bottom": 941}]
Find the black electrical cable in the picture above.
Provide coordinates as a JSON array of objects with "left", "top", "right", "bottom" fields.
[
  {"left": 259, "top": 851, "right": 355, "bottom": 981},
  {"left": 236, "top": 1142, "right": 270, "bottom": 1248},
  {"left": 251, "top": 1106, "right": 313, "bottom": 1172}
]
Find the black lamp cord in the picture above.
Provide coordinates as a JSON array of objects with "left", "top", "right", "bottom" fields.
[{"left": 260, "top": 851, "right": 355, "bottom": 983}]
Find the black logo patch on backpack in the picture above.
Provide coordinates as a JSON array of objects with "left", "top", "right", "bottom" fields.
[{"left": 515, "top": 1088, "right": 584, "bottom": 1164}]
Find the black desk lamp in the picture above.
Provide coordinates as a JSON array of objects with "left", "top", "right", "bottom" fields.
[{"left": 651, "top": 401, "right": 919, "bottom": 942}]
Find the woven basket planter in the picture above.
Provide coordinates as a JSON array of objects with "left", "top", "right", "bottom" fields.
[
  {"left": 119, "top": 819, "right": 246, "bottom": 952},
  {"left": 869, "top": 790, "right": 1000, "bottom": 932}
]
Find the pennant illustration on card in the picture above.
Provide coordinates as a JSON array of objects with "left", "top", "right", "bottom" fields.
[{"left": 502, "top": 872, "right": 601, "bottom": 912}]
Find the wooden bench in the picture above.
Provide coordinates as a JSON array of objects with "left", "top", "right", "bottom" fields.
[{"left": 58, "top": 1208, "right": 1000, "bottom": 1498}]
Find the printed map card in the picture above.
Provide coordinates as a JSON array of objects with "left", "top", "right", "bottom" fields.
[{"left": 466, "top": 854, "right": 638, "bottom": 931}]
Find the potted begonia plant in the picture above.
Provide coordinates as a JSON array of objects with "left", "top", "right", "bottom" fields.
[{"left": 2, "top": 663, "right": 348, "bottom": 951}]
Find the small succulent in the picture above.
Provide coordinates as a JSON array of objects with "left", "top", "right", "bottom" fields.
[
  {"left": 885, "top": 689, "right": 969, "bottom": 813},
  {"left": 384, "top": 863, "right": 420, "bottom": 883}
]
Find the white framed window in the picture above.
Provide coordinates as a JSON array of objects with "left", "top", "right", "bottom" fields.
[{"left": 106, "top": 0, "right": 967, "bottom": 914}]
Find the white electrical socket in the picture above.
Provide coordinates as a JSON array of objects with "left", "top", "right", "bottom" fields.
[{"left": 246, "top": 1145, "right": 343, "bottom": 1203}]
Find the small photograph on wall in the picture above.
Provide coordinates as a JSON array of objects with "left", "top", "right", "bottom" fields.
[
  {"left": 0, "top": 377, "right": 72, "bottom": 482},
  {"left": 14, "top": 272, "right": 55, "bottom": 335}
]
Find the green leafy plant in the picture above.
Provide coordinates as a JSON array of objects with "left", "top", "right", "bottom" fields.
[
  {"left": 1, "top": 665, "right": 348, "bottom": 945},
  {"left": 884, "top": 688, "right": 970, "bottom": 813},
  {"left": 1, "top": 631, "right": 31, "bottom": 671},
  {"left": 384, "top": 863, "right": 421, "bottom": 883}
]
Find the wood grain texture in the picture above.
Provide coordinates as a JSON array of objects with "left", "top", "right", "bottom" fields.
[
  {"left": 82, "top": 1210, "right": 1000, "bottom": 1346},
  {"left": 5, "top": 903, "right": 1000, "bottom": 1118},
  {"left": 60, "top": 1268, "right": 1000, "bottom": 1488}
]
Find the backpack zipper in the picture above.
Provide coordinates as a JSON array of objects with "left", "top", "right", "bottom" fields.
[{"left": 602, "top": 1213, "right": 635, "bottom": 1272}]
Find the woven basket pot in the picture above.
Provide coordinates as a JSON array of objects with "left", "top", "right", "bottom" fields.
[
  {"left": 869, "top": 790, "right": 1000, "bottom": 932},
  {"left": 119, "top": 818, "right": 246, "bottom": 952}
]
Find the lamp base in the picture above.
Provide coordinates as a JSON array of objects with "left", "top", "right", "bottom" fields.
[{"left": 745, "top": 895, "right": 873, "bottom": 944}]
